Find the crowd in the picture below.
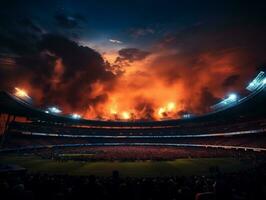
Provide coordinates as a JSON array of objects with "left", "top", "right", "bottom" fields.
[
  {"left": 9, "top": 118, "right": 266, "bottom": 137},
  {"left": 4, "top": 132, "right": 266, "bottom": 150},
  {"left": 1, "top": 162, "right": 266, "bottom": 200},
  {"left": 42, "top": 146, "right": 264, "bottom": 161}
]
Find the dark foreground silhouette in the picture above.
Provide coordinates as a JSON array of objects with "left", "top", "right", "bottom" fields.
[{"left": 1, "top": 161, "right": 266, "bottom": 200}]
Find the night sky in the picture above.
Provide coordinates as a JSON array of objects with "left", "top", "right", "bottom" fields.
[{"left": 1, "top": 0, "right": 266, "bottom": 120}]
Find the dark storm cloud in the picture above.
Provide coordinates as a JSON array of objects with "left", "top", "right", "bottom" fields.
[
  {"left": 54, "top": 13, "right": 86, "bottom": 29},
  {"left": 197, "top": 87, "right": 220, "bottom": 113},
  {"left": 18, "top": 18, "right": 43, "bottom": 33},
  {"left": 40, "top": 34, "right": 114, "bottom": 81},
  {"left": 0, "top": 9, "right": 116, "bottom": 113},
  {"left": 38, "top": 34, "right": 116, "bottom": 110},
  {"left": 128, "top": 27, "right": 155, "bottom": 38},
  {"left": 115, "top": 48, "right": 150, "bottom": 64},
  {"left": 222, "top": 74, "right": 240, "bottom": 88},
  {"left": 0, "top": 32, "right": 38, "bottom": 55},
  {"left": 0, "top": 14, "right": 42, "bottom": 55},
  {"left": 157, "top": 20, "right": 266, "bottom": 60},
  {"left": 177, "top": 87, "right": 219, "bottom": 117},
  {"left": 0, "top": 33, "right": 117, "bottom": 112}
]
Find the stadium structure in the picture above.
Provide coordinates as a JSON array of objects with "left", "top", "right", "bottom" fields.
[{"left": 0, "top": 71, "right": 266, "bottom": 153}]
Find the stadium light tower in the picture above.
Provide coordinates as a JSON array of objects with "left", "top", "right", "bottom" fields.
[{"left": 246, "top": 71, "right": 266, "bottom": 91}]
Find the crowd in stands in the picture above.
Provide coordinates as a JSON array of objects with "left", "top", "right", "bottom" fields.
[
  {"left": 8, "top": 118, "right": 266, "bottom": 137},
  {"left": 1, "top": 161, "right": 266, "bottom": 200},
  {"left": 18, "top": 146, "right": 265, "bottom": 162},
  {"left": 4, "top": 132, "right": 266, "bottom": 149}
]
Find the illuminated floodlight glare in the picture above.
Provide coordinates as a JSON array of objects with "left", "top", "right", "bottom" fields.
[
  {"left": 45, "top": 110, "right": 49, "bottom": 114},
  {"left": 182, "top": 114, "right": 191, "bottom": 119},
  {"left": 228, "top": 93, "right": 237, "bottom": 101},
  {"left": 263, "top": 78, "right": 266, "bottom": 85},
  {"left": 211, "top": 93, "right": 239, "bottom": 110},
  {"left": 249, "top": 82, "right": 255, "bottom": 86},
  {"left": 222, "top": 93, "right": 238, "bottom": 105},
  {"left": 47, "top": 107, "right": 62, "bottom": 114},
  {"left": 246, "top": 71, "right": 265, "bottom": 91},
  {"left": 71, "top": 113, "right": 81, "bottom": 119},
  {"left": 14, "top": 87, "right": 31, "bottom": 99}
]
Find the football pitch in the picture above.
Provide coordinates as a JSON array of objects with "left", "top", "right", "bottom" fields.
[{"left": 0, "top": 154, "right": 249, "bottom": 177}]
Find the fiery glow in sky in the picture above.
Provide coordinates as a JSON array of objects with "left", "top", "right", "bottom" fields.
[{"left": 0, "top": 1, "right": 266, "bottom": 121}]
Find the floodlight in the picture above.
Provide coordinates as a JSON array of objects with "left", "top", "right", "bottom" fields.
[
  {"left": 71, "top": 113, "right": 81, "bottom": 119},
  {"left": 47, "top": 107, "right": 62, "bottom": 114}
]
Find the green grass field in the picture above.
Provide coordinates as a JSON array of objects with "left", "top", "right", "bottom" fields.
[{"left": 0, "top": 154, "right": 250, "bottom": 177}]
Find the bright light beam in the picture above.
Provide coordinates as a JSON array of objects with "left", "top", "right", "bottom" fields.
[
  {"left": 71, "top": 113, "right": 81, "bottom": 119},
  {"left": 47, "top": 107, "right": 62, "bottom": 114},
  {"left": 14, "top": 87, "right": 31, "bottom": 99},
  {"left": 228, "top": 93, "right": 237, "bottom": 101}
]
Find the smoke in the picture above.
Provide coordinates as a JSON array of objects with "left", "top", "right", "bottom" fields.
[
  {"left": 95, "top": 21, "right": 266, "bottom": 119},
  {"left": 0, "top": 34, "right": 117, "bottom": 115},
  {"left": 115, "top": 48, "right": 151, "bottom": 67},
  {"left": 0, "top": 18, "right": 266, "bottom": 120}
]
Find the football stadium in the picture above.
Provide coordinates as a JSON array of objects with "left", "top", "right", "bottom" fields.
[
  {"left": 1, "top": 70, "right": 266, "bottom": 199},
  {"left": 1, "top": 1, "right": 266, "bottom": 200}
]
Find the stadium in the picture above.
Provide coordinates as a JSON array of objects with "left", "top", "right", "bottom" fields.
[
  {"left": 1, "top": 1, "right": 266, "bottom": 199},
  {"left": 1, "top": 71, "right": 266, "bottom": 199}
]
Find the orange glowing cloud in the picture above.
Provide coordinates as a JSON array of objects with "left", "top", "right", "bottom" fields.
[
  {"left": 2, "top": 23, "right": 265, "bottom": 121},
  {"left": 81, "top": 44, "right": 259, "bottom": 121}
]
